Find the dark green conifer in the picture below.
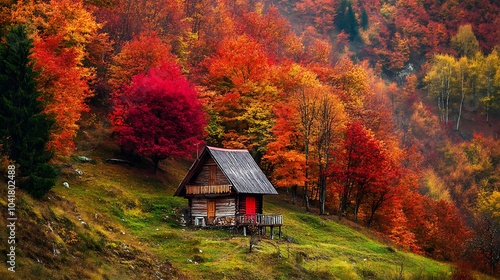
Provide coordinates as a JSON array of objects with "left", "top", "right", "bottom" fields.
[
  {"left": 361, "top": 7, "right": 369, "bottom": 30},
  {"left": 0, "top": 26, "right": 57, "bottom": 198},
  {"left": 335, "top": 0, "right": 360, "bottom": 40}
]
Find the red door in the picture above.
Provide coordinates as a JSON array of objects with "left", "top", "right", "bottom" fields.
[{"left": 246, "top": 196, "right": 256, "bottom": 223}]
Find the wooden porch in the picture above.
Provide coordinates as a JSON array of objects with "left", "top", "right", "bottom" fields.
[
  {"left": 237, "top": 214, "right": 283, "bottom": 226},
  {"left": 237, "top": 214, "right": 283, "bottom": 239}
]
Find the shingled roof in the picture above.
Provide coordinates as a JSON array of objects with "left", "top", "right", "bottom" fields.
[{"left": 175, "top": 146, "right": 278, "bottom": 196}]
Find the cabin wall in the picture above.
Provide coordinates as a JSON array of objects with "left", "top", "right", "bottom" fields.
[
  {"left": 193, "top": 158, "right": 230, "bottom": 186},
  {"left": 215, "top": 197, "right": 237, "bottom": 216},
  {"left": 190, "top": 196, "right": 237, "bottom": 226},
  {"left": 191, "top": 197, "right": 208, "bottom": 217}
]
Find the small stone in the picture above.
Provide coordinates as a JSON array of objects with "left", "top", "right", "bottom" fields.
[
  {"left": 63, "top": 182, "right": 70, "bottom": 188},
  {"left": 76, "top": 156, "right": 93, "bottom": 162},
  {"left": 53, "top": 248, "right": 60, "bottom": 256}
]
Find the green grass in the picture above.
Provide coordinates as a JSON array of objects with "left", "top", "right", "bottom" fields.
[{"left": 0, "top": 134, "right": 494, "bottom": 279}]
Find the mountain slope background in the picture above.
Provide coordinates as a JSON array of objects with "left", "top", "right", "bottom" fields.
[{"left": 0, "top": 124, "right": 484, "bottom": 280}]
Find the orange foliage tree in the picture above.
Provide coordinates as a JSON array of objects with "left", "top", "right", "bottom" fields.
[
  {"left": 12, "top": 0, "right": 99, "bottom": 155},
  {"left": 203, "top": 34, "right": 277, "bottom": 154},
  {"left": 32, "top": 36, "right": 93, "bottom": 154},
  {"left": 108, "top": 32, "right": 176, "bottom": 91},
  {"left": 263, "top": 101, "right": 306, "bottom": 204}
]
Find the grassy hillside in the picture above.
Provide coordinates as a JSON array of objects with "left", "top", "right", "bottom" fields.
[{"left": 0, "top": 127, "right": 489, "bottom": 279}]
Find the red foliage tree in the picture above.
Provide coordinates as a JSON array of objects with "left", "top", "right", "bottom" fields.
[
  {"left": 410, "top": 197, "right": 471, "bottom": 261},
  {"left": 330, "top": 121, "right": 399, "bottom": 224},
  {"left": 111, "top": 62, "right": 206, "bottom": 172}
]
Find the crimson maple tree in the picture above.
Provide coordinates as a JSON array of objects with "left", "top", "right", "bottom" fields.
[
  {"left": 330, "top": 121, "right": 398, "bottom": 224},
  {"left": 111, "top": 62, "right": 206, "bottom": 173}
]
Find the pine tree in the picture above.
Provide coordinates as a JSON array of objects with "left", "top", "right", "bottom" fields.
[
  {"left": 335, "top": 0, "right": 359, "bottom": 40},
  {"left": 361, "top": 7, "right": 369, "bottom": 30},
  {"left": 0, "top": 26, "right": 57, "bottom": 198}
]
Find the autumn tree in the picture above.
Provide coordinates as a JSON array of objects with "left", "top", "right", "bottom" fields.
[
  {"left": 95, "top": 0, "right": 185, "bottom": 47},
  {"left": 294, "top": 0, "right": 337, "bottom": 35},
  {"left": 111, "top": 63, "right": 206, "bottom": 173},
  {"left": 31, "top": 35, "right": 93, "bottom": 154},
  {"left": 424, "top": 54, "right": 455, "bottom": 124},
  {"left": 108, "top": 32, "right": 176, "bottom": 91},
  {"left": 293, "top": 83, "right": 321, "bottom": 212},
  {"left": 203, "top": 35, "right": 277, "bottom": 155},
  {"left": 330, "top": 121, "right": 398, "bottom": 223},
  {"left": 451, "top": 25, "right": 479, "bottom": 58},
  {"left": 264, "top": 64, "right": 324, "bottom": 211},
  {"left": 263, "top": 101, "right": 306, "bottom": 204},
  {"left": 0, "top": 26, "right": 57, "bottom": 198},
  {"left": 315, "top": 85, "right": 346, "bottom": 215},
  {"left": 414, "top": 198, "right": 470, "bottom": 261},
  {"left": 238, "top": 4, "right": 302, "bottom": 61},
  {"left": 11, "top": 0, "right": 100, "bottom": 155},
  {"left": 468, "top": 191, "right": 500, "bottom": 274},
  {"left": 481, "top": 50, "right": 500, "bottom": 121}
]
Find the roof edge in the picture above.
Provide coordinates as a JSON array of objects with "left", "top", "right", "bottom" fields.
[{"left": 206, "top": 146, "right": 248, "bottom": 152}]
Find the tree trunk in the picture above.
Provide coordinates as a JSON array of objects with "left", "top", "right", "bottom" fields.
[
  {"left": 304, "top": 138, "right": 311, "bottom": 212},
  {"left": 153, "top": 156, "right": 160, "bottom": 174},
  {"left": 319, "top": 172, "right": 326, "bottom": 215},
  {"left": 456, "top": 73, "right": 465, "bottom": 131}
]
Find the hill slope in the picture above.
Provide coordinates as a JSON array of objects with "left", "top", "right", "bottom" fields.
[{"left": 0, "top": 132, "right": 481, "bottom": 279}]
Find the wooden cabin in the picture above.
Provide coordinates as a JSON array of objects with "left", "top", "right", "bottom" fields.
[{"left": 174, "top": 146, "right": 282, "bottom": 237}]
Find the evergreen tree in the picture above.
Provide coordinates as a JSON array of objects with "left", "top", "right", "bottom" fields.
[
  {"left": 335, "top": 0, "right": 359, "bottom": 40},
  {"left": 345, "top": 3, "right": 359, "bottom": 39},
  {"left": 0, "top": 26, "right": 57, "bottom": 198},
  {"left": 361, "top": 7, "right": 369, "bottom": 30}
]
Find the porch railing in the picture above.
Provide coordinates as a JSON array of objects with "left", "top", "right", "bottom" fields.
[
  {"left": 237, "top": 214, "right": 283, "bottom": 226},
  {"left": 186, "top": 184, "right": 231, "bottom": 195}
]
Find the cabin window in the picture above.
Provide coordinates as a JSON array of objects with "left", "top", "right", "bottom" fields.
[{"left": 209, "top": 165, "right": 217, "bottom": 185}]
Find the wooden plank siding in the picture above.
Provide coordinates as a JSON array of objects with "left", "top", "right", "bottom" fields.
[
  {"left": 193, "top": 158, "right": 230, "bottom": 186},
  {"left": 215, "top": 197, "right": 236, "bottom": 217},
  {"left": 190, "top": 197, "right": 237, "bottom": 225},
  {"left": 191, "top": 197, "right": 208, "bottom": 217}
]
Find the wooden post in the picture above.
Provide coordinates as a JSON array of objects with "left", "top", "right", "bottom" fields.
[
  {"left": 278, "top": 226, "right": 282, "bottom": 239},
  {"left": 243, "top": 226, "right": 247, "bottom": 236},
  {"left": 271, "top": 226, "right": 274, "bottom": 240}
]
